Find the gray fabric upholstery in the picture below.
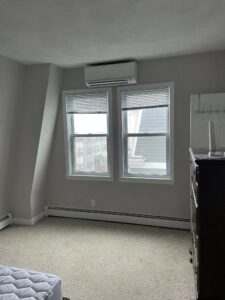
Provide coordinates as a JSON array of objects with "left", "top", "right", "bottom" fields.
[{"left": 0, "top": 265, "right": 62, "bottom": 299}]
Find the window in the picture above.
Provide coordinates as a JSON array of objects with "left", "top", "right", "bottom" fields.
[
  {"left": 118, "top": 83, "right": 174, "bottom": 182},
  {"left": 63, "top": 89, "right": 113, "bottom": 180}
]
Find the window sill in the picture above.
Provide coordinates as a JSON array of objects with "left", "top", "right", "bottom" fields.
[
  {"left": 119, "top": 176, "right": 174, "bottom": 184},
  {"left": 66, "top": 174, "right": 113, "bottom": 182}
]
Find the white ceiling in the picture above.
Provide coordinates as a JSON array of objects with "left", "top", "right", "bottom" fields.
[{"left": 0, "top": 0, "right": 225, "bottom": 67}]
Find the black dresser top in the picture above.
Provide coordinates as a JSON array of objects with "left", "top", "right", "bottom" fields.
[{"left": 190, "top": 148, "right": 225, "bottom": 164}]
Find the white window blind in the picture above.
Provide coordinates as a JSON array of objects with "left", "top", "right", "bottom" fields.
[
  {"left": 66, "top": 93, "right": 108, "bottom": 113},
  {"left": 121, "top": 87, "right": 169, "bottom": 111}
]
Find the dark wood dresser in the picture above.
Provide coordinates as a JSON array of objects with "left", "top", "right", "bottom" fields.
[{"left": 190, "top": 149, "right": 225, "bottom": 300}]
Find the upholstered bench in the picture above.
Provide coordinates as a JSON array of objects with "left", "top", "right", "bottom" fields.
[{"left": 0, "top": 265, "right": 64, "bottom": 299}]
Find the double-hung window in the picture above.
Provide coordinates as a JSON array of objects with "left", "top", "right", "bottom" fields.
[
  {"left": 118, "top": 83, "right": 174, "bottom": 182},
  {"left": 63, "top": 88, "right": 113, "bottom": 180}
]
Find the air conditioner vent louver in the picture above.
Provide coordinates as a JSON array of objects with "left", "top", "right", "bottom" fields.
[
  {"left": 87, "top": 79, "right": 129, "bottom": 87},
  {"left": 85, "top": 62, "right": 137, "bottom": 87}
]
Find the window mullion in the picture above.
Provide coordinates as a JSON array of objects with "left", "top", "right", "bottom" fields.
[
  {"left": 123, "top": 111, "right": 128, "bottom": 175},
  {"left": 69, "top": 115, "right": 75, "bottom": 173},
  {"left": 125, "top": 133, "right": 167, "bottom": 137},
  {"left": 73, "top": 133, "right": 108, "bottom": 138}
]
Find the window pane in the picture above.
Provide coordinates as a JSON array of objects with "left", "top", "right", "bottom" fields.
[
  {"left": 126, "top": 107, "right": 168, "bottom": 134},
  {"left": 73, "top": 136, "right": 108, "bottom": 173},
  {"left": 127, "top": 136, "right": 167, "bottom": 176},
  {"left": 73, "top": 114, "right": 107, "bottom": 134}
]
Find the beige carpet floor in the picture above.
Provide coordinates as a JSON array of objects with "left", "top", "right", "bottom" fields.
[{"left": 0, "top": 217, "right": 195, "bottom": 300}]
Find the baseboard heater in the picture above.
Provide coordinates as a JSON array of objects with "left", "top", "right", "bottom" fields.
[
  {"left": 0, "top": 213, "right": 13, "bottom": 231},
  {"left": 47, "top": 206, "right": 190, "bottom": 230}
]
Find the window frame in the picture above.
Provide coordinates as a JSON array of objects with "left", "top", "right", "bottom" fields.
[
  {"left": 117, "top": 82, "right": 174, "bottom": 184},
  {"left": 62, "top": 88, "right": 113, "bottom": 181}
]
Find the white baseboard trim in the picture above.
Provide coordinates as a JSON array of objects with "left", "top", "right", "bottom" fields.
[
  {"left": 13, "top": 218, "right": 33, "bottom": 226},
  {"left": 47, "top": 206, "right": 190, "bottom": 230},
  {"left": 31, "top": 211, "right": 46, "bottom": 225},
  {"left": 13, "top": 211, "right": 46, "bottom": 226}
]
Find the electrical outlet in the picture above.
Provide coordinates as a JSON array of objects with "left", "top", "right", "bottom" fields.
[{"left": 90, "top": 199, "right": 96, "bottom": 208}]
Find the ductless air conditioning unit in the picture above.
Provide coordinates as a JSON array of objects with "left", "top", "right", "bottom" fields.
[{"left": 84, "top": 61, "right": 137, "bottom": 87}]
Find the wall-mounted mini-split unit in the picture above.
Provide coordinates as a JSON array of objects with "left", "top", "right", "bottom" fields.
[{"left": 84, "top": 61, "right": 137, "bottom": 87}]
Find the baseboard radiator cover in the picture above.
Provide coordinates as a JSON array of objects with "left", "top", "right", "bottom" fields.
[
  {"left": 0, "top": 213, "right": 13, "bottom": 231},
  {"left": 47, "top": 206, "right": 190, "bottom": 230}
]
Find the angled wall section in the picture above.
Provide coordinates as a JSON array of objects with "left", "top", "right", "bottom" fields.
[
  {"left": 31, "top": 65, "right": 62, "bottom": 218},
  {"left": 10, "top": 64, "right": 62, "bottom": 220}
]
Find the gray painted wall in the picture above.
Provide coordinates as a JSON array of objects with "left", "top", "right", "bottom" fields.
[
  {"left": 0, "top": 55, "right": 25, "bottom": 218},
  {"left": 46, "top": 51, "right": 225, "bottom": 220}
]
